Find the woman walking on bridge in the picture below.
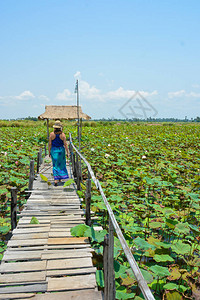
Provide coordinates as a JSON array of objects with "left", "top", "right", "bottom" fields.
[{"left": 48, "top": 120, "right": 70, "bottom": 186}]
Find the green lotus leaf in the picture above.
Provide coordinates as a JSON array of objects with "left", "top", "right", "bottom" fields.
[
  {"left": 70, "top": 224, "right": 90, "bottom": 237},
  {"left": 63, "top": 179, "right": 75, "bottom": 187},
  {"left": 164, "top": 283, "right": 179, "bottom": 290},
  {"left": 30, "top": 217, "right": 40, "bottom": 224},
  {"left": 84, "top": 227, "right": 107, "bottom": 243},
  {"left": 155, "top": 241, "right": 171, "bottom": 249},
  {"left": 154, "top": 254, "right": 174, "bottom": 262},
  {"left": 96, "top": 270, "right": 104, "bottom": 288},
  {"left": 149, "top": 222, "right": 164, "bottom": 229},
  {"left": 133, "top": 237, "right": 156, "bottom": 251},
  {"left": 40, "top": 174, "right": 48, "bottom": 182},
  {"left": 165, "top": 291, "right": 182, "bottom": 300},
  {"left": 174, "top": 222, "right": 190, "bottom": 235},
  {"left": 171, "top": 241, "right": 191, "bottom": 255},
  {"left": 150, "top": 265, "right": 171, "bottom": 277}
]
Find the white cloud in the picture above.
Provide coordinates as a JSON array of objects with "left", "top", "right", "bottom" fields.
[
  {"left": 79, "top": 80, "right": 102, "bottom": 100},
  {"left": 55, "top": 76, "right": 158, "bottom": 104},
  {"left": 38, "top": 95, "right": 50, "bottom": 101},
  {"left": 74, "top": 71, "right": 81, "bottom": 79},
  {"left": 0, "top": 91, "right": 50, "bottom": 107},
  {"left": 168, "top": 90, "right": 200, "bottom": 99},
  {"left": 168, "top": 90, "right": 186, "bottom": 98},
  {"left": 55, "top": 89, "right": 72, "bottom": 101},
  {"left": 105, "top": 87, "right": 158, "bottom": 100},
  {"left": 15, "top": 90, "right": 35, "bottom": 100}
]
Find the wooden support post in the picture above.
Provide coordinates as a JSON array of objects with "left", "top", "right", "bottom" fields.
[
  {"left": 47, "top": 118, "right": 49, "bottom": 140},
  {"left": 69, "top": 144, "right": 73, "bottom": 164},
  {"left": 37, "top": 148, "right": 43, "bottom": 173},
  {"left": 103, "top": 217, "right": 115, "bottom": 300},
  {"left": 11, "top": 187, "right": 17, "bottom": 231},
  {"left": 85, "top": 171, "right": 91, "bottom": 226},
  {"left": 28, "top": 160, "right": 35, "bottom": 190},
  {"left": 80, "top": 118, "right": 82, "bottom": 140},
  {"left": 73, "top": 153, "right": 76, "bottom": 178},
  {"left": 76, "top": 153, "right": 81, "bottom": 190},
  {"left": 44, "top": 144, "right": 47, "bottom": 156},
  {"left": 37, "top": 151, "right": 40, "bottom": 173},
  {"left": 39, "top": 148, "right": 43, "bottom": 165}
]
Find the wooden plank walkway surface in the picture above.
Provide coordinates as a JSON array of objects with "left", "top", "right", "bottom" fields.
[{"left": 0, "top": 159, "right": 102, "bottom": 300}]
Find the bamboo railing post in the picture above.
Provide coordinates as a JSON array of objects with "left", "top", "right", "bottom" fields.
[
  {"left": 37, "top": 148, "right": 42, "bottom": 173},
  {"left": 103, "top": 234, "right": 109, "bottom": 300},
  {"left": 103, "top": 218, "right": 115, "bottom": 300},
  {"left": 73, "top": 153, "right": 76, "bottom": 178},
  {"left": 85, "top": 170, "right": 91, "bottom": 226},
  {"left": 44, "top": 144, "right": 47, "bottom": 156},
  {"left": 37, "top": 151, "right": 40, "bottom": 173},
  {"left": 39, "top": 148, "right": 43, "bottom": 165},
  {"left": 76, "top": 153, "right": 81, "bottom": 190},
  {"left": 28, "top": 160, "right": 35, "bottom": 190},
  {"left": 108, "top": 216, "right": 115, "bottom": 299},
  {"left": 11, "top": 187, "right": 17, "bottom": 231},
  {"left": 68, "top": 143, "right": 72, "bottom": 162},
  {"left": 47, "top": 118, "right": 49, "bottom": 140}
]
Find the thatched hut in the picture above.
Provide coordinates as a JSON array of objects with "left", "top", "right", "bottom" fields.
[{"left": 38, "top": 105, "right": 91, "bottom": 139}]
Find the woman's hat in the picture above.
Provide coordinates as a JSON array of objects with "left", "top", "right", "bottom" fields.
[{"left": 53, "top": 120, "right": 62, "bottom": 129}]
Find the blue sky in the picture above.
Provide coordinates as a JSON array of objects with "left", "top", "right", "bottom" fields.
[{"left": 0, "top": 0, "right": 200, "bottom": 119}]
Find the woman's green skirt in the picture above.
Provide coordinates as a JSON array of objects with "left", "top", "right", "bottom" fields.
[{"left": 51, "top": 146, "right": 69, "bottom": 180}]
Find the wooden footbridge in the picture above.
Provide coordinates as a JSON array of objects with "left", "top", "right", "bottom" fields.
[
  {"left": 0, "top": 134, "right": 155, "bottom": 300},
  {"left": 0, "top": 159, "right": 102, "bottom": 299}
]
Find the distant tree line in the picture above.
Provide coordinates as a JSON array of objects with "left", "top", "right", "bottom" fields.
[
  {"left": 2, "top": 116, "right": 200, "bottom": 122},
  {"left": 93, "top": 116, "right": 200, "bottom": 122}
]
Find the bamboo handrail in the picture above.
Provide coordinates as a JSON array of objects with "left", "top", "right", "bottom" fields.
[{"left": 69, "top": 133, "right": 155, "bottom": 300}]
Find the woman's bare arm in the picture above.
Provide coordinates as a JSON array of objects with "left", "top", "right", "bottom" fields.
[{"left": 48, "top": 133, "right": 53, "bottom": 157}]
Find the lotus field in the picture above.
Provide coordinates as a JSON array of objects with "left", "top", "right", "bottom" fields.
[{"left": 0, "top": 121, "right": 200, "bottom": 299}]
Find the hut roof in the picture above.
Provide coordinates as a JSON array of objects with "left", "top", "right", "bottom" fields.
[{"left": 38, "top": 105, "right": 91, "bottom": 120}]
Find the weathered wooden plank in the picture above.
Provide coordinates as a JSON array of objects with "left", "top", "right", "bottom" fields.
[
  {"left": 0, "top": 293, "right": 36, "bottom": 299},
  {"left": 12, "top": 233, "right": 49, "bottom": 240},
  {"left": 47, "top": 257, "right": 93, "bottom": 270},
  {"left": 0, "top": 283, "right": 47, "bottom": 294},
  {"left": 28, "top": 195, "right": 80, "bottom": 199},
  {"left": 4, "top": 246, "right": 46, "bottom": 251},
  {"left": 25, "top": 205, "right": 81, "bottom": 209},
  {"left": 49, "top": 228, "right": 71, "bottom": 232},
  {"left": 48, "top": 237, "right": 89, "bottom": 245},
  {"left": 50, "top": 223, "right": 83, "bottom": 228},
  {"left": 12, "top": 227, "right": 50, "bottom": 234},
  {"left": 18, "top": 219, "right": 50, "bottom": 225},
  {"left": 28, "top": 290, "right": 102, "bottom": 300},
  {"left": 48, "top": 231, "right": 72, "bottom": 237},
  {"left": 41, "top": 251, "right": 92, "bottom": 260},
  {"left": 46, "top": 267, "right": 96, "bottom": 277},
  {"left": 0, "top": 261, "right": 46, "bottom": 273},
  {"left": 46, "top": 244, "right": 91, "bottom": 250},
  {"left": 50, "top": 220, "right": 83, "bottom": 224},
  {"left": 20, "top": 211, "right": 83, "bottom": 216},
  {"left": 7, "top": 239, "right": 48, "bottom": 247},
  {"left": 17, "top": 224, "right": 50, "bottom": 228},
  {"left": 0, "top": 271, "right": 46, "bottom": 283},
  {"left": 18, "top": 216, "right": 83, "bottom": 221},
  {"left": 3, "top": 251, "right": 42, "bottom": 261},
  {"left": 47, "top": 274, "right": 96, "bottom": 291}
]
